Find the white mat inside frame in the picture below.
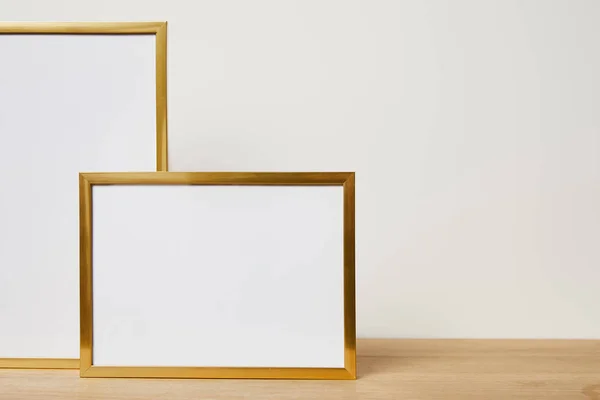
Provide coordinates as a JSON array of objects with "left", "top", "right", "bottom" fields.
[{"left": 91, "top": 184, "right": 345, "bottom": 368}]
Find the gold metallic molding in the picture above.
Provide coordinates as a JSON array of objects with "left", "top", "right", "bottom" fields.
[
  {"left": 0, "top": 21, "right": 168, "bottom": 171},
  {"left": 0, "top": 22, "right": 169, "bottom": 371},
  {"left": 79, "top": 172, "right": 356, "bottom": 380},
  {"left": 0, "top": 21, "right": 164, "bottom": 34},
  {"left": 154, "top": 23, "right": 168, "bottom": 171},
  {"left": 0, "top": 358, "right": 79, "bottom": 369},
  {"left": 81, "top": 366, "right": 354, "bottom": 380},
  {"left": 343, "top": 172, "right": 356, "bottom": 378},
  {"left": 79, "top": 171, "right": 352, "bottom": 186}
]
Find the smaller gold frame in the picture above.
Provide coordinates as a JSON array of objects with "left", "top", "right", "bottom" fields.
[{"left": 79, "top": 172, "right": 356, "bottom": 380}]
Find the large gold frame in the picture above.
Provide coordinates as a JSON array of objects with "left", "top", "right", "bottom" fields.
[
  {"left": 0, "top": 22, "right": 168, "bottom": 370},
  {"left": 79, "top": 172, "right": 356, "bottom": 380}
]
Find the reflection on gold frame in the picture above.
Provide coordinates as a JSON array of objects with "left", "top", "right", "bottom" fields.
[
  {"left": 0, "top": 22, "right": 168, "bottom": 370},
  {"left": 79, "top": 172, "right": 356, "bottom": 380}
]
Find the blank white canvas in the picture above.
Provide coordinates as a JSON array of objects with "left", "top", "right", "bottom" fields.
[
  {"left": 0, "top": 35, "right": 156, "bottom": 358},
  {"left": 91, "top": 185, "right": 345, "bottom": 368}
]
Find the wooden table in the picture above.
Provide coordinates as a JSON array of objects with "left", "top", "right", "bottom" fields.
[{"left": 1, "top": 339, "right": 599, "bottom": 399}]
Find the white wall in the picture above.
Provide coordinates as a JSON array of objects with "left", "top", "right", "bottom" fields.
[{"left": 2, "top": 0, "right": 599, "bottom": 338}]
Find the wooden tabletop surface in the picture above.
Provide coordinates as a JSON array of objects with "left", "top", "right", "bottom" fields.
[{"left": 1, "top": 339, "right": 599, "bottom": 399}]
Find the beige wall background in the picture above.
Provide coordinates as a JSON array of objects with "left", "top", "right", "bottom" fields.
[{"left": 3, "top": 0, "right": 598, "bottom": 338}]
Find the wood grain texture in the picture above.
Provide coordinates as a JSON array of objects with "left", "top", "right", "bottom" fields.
[{"left": 1, "top": 339, "right": 599, "bottom": 399}]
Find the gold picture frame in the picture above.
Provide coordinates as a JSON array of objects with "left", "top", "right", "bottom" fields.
[
  {"left": 79, "top": 172, "right": 356, "bottom": 380},
  {"left": 0, "top": 22, "right": 168, "bottom": 370}
]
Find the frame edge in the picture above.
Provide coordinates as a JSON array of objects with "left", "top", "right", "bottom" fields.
[
  {"left": 343, "top": 172, "right": 357, "bottom": 378},
  {"left": 79, "top": 174, "right": 93, "bottom": 373},
  {"left": 0, "top": 21, "right": 166, "bottom": 34},
  {"left": 155, "top": 22, "right": 168, "bottom": 171},
  {"left": 0, "top": 358, "right": 79, "bottom": 370},
  {"left": 77, "top": 172, "right": 353, "bottom": 185},
  {"left": 81, "top": 366, "right": 356, "bottom": 380}
]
